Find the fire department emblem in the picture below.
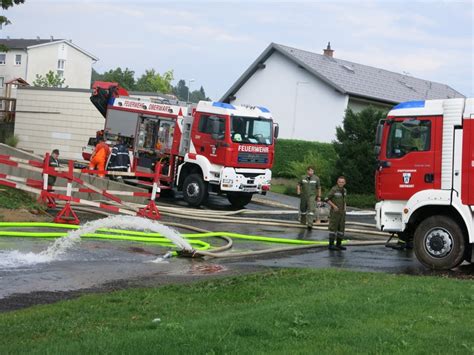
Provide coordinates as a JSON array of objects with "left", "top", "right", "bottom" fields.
[{"left": 402, "top": 173, "right": 411, "bottom": 184}]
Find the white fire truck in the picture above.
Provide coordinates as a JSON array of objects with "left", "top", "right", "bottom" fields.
[
  {"left": 375, "top": 98, "right": 473, "bottom": 269},
  {"left": 90, "top": 82, "right": 278, "bottom": 208}
]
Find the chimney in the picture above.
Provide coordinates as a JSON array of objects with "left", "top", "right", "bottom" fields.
[
  {"left": 50, "top": 35, "right": 54, "bottom": 42},
  {"left": 36, "top": 36, "right": 40, "bottom": 41},
  {"left": 6, "top": 36, "right": 10, "bottom": 40},
  {"left": 323, "top": 42, "right": 334, "bottom": 57}
]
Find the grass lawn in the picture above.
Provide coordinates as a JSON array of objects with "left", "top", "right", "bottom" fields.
[
  {"left": 0, "top": 186, "right": 47, "bottom": 221},
  {"left": 0, "top": 186, "right": 44, "bottom": 211},
  {"left": 1, "top": 268, "right": 473, "bottom": 354}
]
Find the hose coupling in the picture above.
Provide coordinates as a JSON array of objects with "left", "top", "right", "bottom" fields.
[{"left": 176, "top": 249, "right": 201, "bottom": 258}]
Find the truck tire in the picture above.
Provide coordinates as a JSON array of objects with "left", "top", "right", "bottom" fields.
[
  {"left": 182, "top": 174, "right": 208, "bottom": 207},
  {"left": 414, "top": 215, "right": 465, "bottom": 270},
  {"left": 227, "top": 192, "right": 253, "bottom": 209}
]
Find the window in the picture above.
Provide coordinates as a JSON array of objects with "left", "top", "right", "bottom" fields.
[
  {"left": 15, "top": 54, "right": 21, "bottom": 65},
  {"left": 231, "top": 116, "right": 273, "bottom": 144},
  {"left": 0, "top": 54, "right": 5, "bottom": 65},
  {"left": 57, "top": 59, "right": 65, "bottom": 71},
  {"left": 198, "top": 115, "right": 226, "bottom": 136},
  {"left": 386, "top": 119, "right": 431, "bottom": 158}
]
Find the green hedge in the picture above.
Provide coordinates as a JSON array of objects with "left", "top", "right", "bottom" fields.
[
  {"left": 273, "top": 139, "right": 336, "bottom": 176},
  {"left": 272, "top": 139, "right": 337, "bottom": 188}
]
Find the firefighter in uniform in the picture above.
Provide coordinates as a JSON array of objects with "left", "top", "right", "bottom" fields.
[
  {"left": 107, "top": 139, "right": 131, "bottom": 177},
  {"left": 326, "top": 176, "right": 347, "bottom": 250},
  {"left": 297, "top": 166, "right": 321, "bottom": 230},
  {"left": 89, "top": 138, "right": 110, "bottom": 178},
  {"left": 48, "top": 149, "right": 60, "bottom": 189}
]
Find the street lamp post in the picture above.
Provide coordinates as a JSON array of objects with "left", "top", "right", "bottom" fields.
[
  {"left": 291, "top": 81, "right": 309, "bottom": 139},
  {"left": 187, "top": 79, "right": 195, "bottom": 103}
]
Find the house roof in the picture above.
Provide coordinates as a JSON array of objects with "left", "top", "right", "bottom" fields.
[
  {"left": 221, "top": 43, "right": 464, "bottom": 104},
  {"left": 0, "top": 38, "right": 55, "bottom": 49},
  {"left": 0, "top": 38, "right": 98, "bottom": 61},
  {"left": 5, "top": 77, "right": 29, "bottom": 86}
]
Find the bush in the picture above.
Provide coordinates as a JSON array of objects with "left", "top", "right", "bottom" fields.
[
  {"left": 5, "top": 134, "right": 19, "bottom": 147},
  {"left": 346, "top": 193, "right": 377, "bottom": 209},
  {"left": 273, "top": 139, "right": 337, "bottom": 189},
  {"left": 269, "top": 183, "right": 298, "bottom": 197},
  {"left": 283, "top": 151, "right": 335, "bottom": 188}
]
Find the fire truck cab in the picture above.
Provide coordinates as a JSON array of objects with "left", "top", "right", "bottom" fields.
[
  {"left": 90, "top": 83, "right": 278, "bottom": 208},
  {"left": 375, "top": 98, "right": 473, "bottom": 269}
]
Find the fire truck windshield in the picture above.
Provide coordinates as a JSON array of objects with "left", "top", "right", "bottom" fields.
[
  {"left": 231, "top": 116, "right": 273, "bottom": 145},
  {"left": 386, "top": 119, "right": 431, "bottom": 158}
]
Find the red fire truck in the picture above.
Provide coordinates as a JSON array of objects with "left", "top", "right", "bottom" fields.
[
  {"left": 375, "top": 98, "right": 473, "bottom": 269},
  {"left": 90, "top": 83, "right": 278, "bottom": 208}
]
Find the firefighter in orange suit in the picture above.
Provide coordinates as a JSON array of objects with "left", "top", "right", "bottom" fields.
[{"left": 89, "top": 138, "right": 110, "bottom": 177}]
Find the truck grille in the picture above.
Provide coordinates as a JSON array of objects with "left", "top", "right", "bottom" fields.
[
  {"left": 238, "top": 172, "right": 262, "bottom": 178},
  {"left": 238, "top": 153, "right": 268, "bottom": 164}
]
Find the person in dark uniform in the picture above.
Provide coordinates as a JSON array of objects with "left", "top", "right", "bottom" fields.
[
  {"left": 108, "top": 139, "right": 130, "bottom": 171},
  {"left": 325, "top": 176, "right": 347, "bottom": 250},
  {"left": 107, "top": 139, "right": 130, "bottom": 179},
  {"left": 297, "top": 166, "right": 321, "bottom": 230},
  {"left": 48, "top": 149, "right": 60, "bottom": 188}
]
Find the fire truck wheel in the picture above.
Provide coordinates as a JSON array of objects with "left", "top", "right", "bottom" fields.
[
  {"left": 414, "top": 215, "right": 465, "bottom": 270},
  {"left": 183, "top": 174, "right": 208, "bottom": 207},
  {"left": 227, "top": 192, "right": 253, "bottom": 209}
]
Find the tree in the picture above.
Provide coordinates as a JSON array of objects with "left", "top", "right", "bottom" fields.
[
  {"left": 173, "top": 79, "right": 188, "bottom": 101},
  {"left": 189, "top": 85, "right": 209, "bottom": 103},
  {"left": 90, "top": 67, "right": 135, "bottom": 90},
  {"left": 333, "top": 106, "right": 387, "bottom": 194},
  {"left": 173, "top": 80, "right": 211, "bottom": 102},
  {"left": 135, "top": 69, "right": 173, "bottom": 93},
  {"left": 91, "top": 68, "right": 103, "bottom": 85},
  {"left": 101, "top": 67, "right": 136, "bottom": 90},
  {"left": 0, "top": 0, "right": 25, "bottom": 27},
  {"left": 32, "top": 70, "right": 66, "bottom": 88},
  {"left": 0, "top": 0, "right": 26, "bottom": 52}
]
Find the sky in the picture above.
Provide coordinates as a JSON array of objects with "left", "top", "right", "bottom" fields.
[{"left": 1, "top": 0, "right": 473, "bottom": 100}]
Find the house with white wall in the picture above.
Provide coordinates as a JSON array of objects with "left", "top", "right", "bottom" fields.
[
  {"left": 0, "top": 38, "right": 98, "bottom": 90},
  {"left": 221, "top": 43, "right": 464, "bottom": 142}
]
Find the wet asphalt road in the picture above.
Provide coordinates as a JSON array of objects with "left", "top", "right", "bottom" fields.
[
  {"left": 0, "top": 191, "right": 472, "bottom": 309},
  {"left": 158, "top": 191, "right": 473, "bottom": 276}
]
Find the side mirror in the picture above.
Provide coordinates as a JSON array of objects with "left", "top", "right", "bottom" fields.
[
  {"left": 274, "top": 123, "right": 279, "bottom": 139},
  {"left": 375, "top": 120, "right": 385, "bottom": 146},
  {"left": 374, "top": 145, "right": 381, "bottom": 156}
]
